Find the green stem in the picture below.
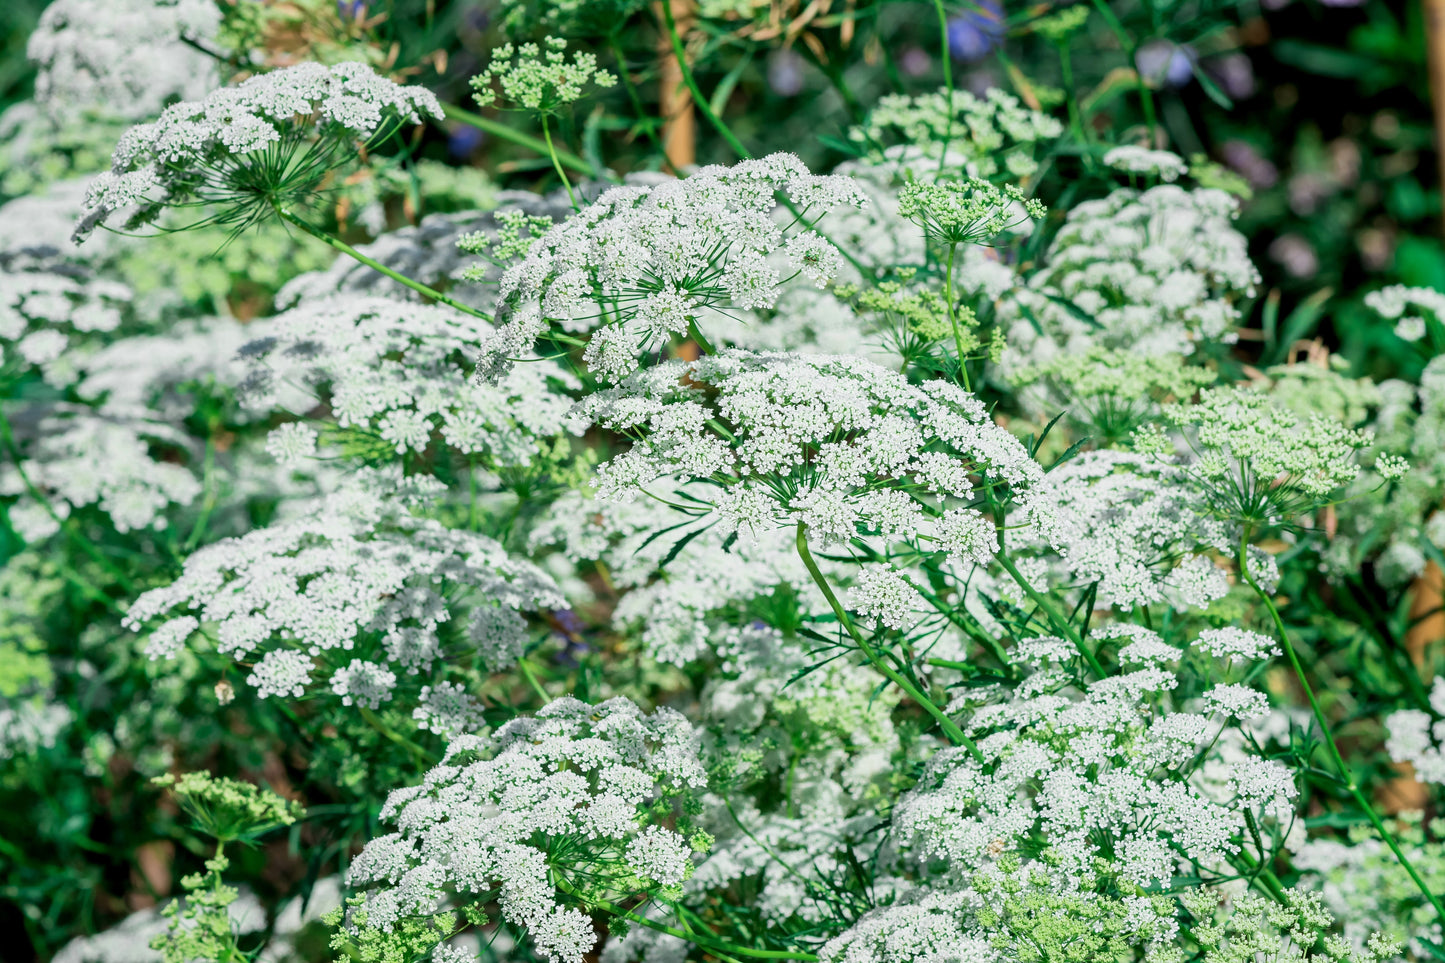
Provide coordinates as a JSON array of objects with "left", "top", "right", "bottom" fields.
[
  {"left": 358, "top": 705, "right": 437, "bottom": 767},
  {"left": 1088, "top": 0, "right": 1157, "bottom": 142},
  {"left": 542, "top": 115, "right": 579, "bottom": 210},
  {"left": 944, "top": 243, "right": 970, "bottom": 391},
  {"left": 443, "top": 103, "right": 596, "bottom": 176},
  {"left": 1239, "top": 537, "right": 1445, "bottom": 922},
  {"left": 995, "top": 549, "right": 1106, "bottom": 678},
  {"left": 553, "top": 877, "right": 816, "bottom": 960},
  {"left": 518, "top": 657, "right": 550, "bottom": 704},
  {"left": 932, "top": 0, "right": 956, "bottom": 174},
  {"left": 183, "top": 430, "right": 219, "bottom": 554},
  {"left": 607, "top": 34, "right": 669, "bottom": 161},
  {"left": 795, "top": 522, "right": 981, "bottom": 759},
  {"left": 686, "top": 317, "right": 716, "bottom": 356},
  {"left": 274, "top": 207, "right": 493, "bottom": 323},
  {"left": 660, "top": 0, "right": 752, "bottom": 160}
]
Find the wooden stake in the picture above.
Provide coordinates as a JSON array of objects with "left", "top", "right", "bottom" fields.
[
  {"left": 1427, "top": 0, "right": 1445, "bottom": 230},
  {"left": 656, "top": 0, "right": 697, "bottom": 170}
]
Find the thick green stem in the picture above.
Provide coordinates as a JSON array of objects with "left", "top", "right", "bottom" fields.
[
  {"left": 994, "top": 549, "right": 1106, "bottom": 678},
  {"left": 542, "top": 115, "right": 579, "bottom": 210},
  {"left": 660, "top": 0, "right": 752, "bottom": 160},
  {"left": 1240, "top": 538, "right": 1445, "bottom": 922},
  {"left": 795, "top": 523, "right": 982, "bottom": 758},
  {"left": 444, "top": 103, "right": 596, "bottom": 175},
  {"left": 275, "top": 207, "right": 493, "bottom": 323},
  {"left": 553, "top": 877, "right": 816, "bottom": 960}
]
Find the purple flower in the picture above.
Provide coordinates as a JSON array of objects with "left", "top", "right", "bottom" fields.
[
  {"left": 947, "top": 0, "right": 1005, "bottom": 62},
  {"left": 1207, "top": 53, "right": 1256, "bottom": 100},
  {"left": 1135, "top": 40, "right": 1195, "bottom": 88},
  {"left": 899, "top": 46, "right": 932, "bottom": 77},
  {"left": 337, "top": 0, "right": 367, "bottom": 19},
  {"left": 767, "top": 50, "right": 806, "bottom": 97},
  {"left": 448, "top": 125, "right": 484, "bottom": 159},
  {"left": 1222, "top": 140, "right": 1278, "bottom": 190}
]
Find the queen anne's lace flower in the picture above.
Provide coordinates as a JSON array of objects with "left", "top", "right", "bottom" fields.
[
  {"left": 1010, "top": 450, "right": 1231, "bottom": 612},
  {"left": 123, "top": 471, "right": 565, "bottom": 704},
  {"left": 1102, "top": 145, "right": 1189, "bottom": 182},
  {"left": 0, "top": 408, "right": 201, "bottom": 538},
  {"left": 896, "top": 629, "right": 1294, "bottom": 890},
  {"left": 996, "top": 183, "right": 1258, "bottom": 376},
  {"left": 574, "top": 349, "right": 1047, "bottom": 545},
  {"left": 1384, "top": 676, "right": 1445, "bottom": 784},
  {"left": 475, "top": 154, "right": 867, "bottom": 383},
  {"left": 74, "top": 62, "right": 443, "bottom": 241},
  {"left": 237, "top": 295, "right": 577, "bottom": 464},
  {"left": 346, "top": 697, "right": 705, "bottom": 963},
  {"left": 26, "top": 0, "right": 221, "bottom": 122}
]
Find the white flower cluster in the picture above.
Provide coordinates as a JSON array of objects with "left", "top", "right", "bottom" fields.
[
  {"left": 574, "top": 349, "right": 1046, "bottom": 544},
  {"left": 236, "top": 295, "right": 577, "bottom": 462},
  {"left": 1012, "top": 450, "right": 1232, "bottom": 611},
  {"left": 1384, "top": 676, "right": 1445, "bottom": 784},
  {"left": 75, "top": 61, "right": 444, "bottom": 241},
  {"left": 26, "top": 0, "right": 222, "bottom": 122},
  {"left": 347, "top": 697, "right": 705, "bottom": 963},
  {"left": 1165, "top": 385, "right": 1375, "bottom": 523},
  {"left": 476, "top": 153, "right": 867, "bottom": 382},
  {"left": 896, "top": 627, "right": 1294, "bottom": 889},
  {"left": 122, "top": 472, "right": 565, "bottom": 705},
  {"left": 850, "top": 87, "right": 1064, "bottom": 178},
  {"left": 0, "top": 408, "right": 202, "bottom": 540},
  {"left": 1365, "top": 284, "right": 1445, "bottom": 343},
  {"left": 997, "top": 180, "right": 1259, "bottom": 376},
  {"left": 1102, "top": 145, "right": 1189, "bottom": 182},
  {"left": 1, "top": 265, "right": 132, "bottom": 386},
  {"left": 0, "top": 696, "right": 73, "bottom": 760},
  {"left": 530, "top": 489, "right": 831, "bottom": 665}
]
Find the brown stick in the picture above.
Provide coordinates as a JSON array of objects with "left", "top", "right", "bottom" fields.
[
  {"left": 656, "top": 0, "right": 697, "bottom": 169},
  {"left": 1427, "top": 0, "right": 1445, "bottom": 231},
  {"left": 1379, "top": 532, "right": 1442, "bottom": 813}
]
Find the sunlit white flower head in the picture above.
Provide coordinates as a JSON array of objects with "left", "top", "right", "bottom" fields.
[
  {"left": 237, "top": 295, "right": 577, "bottom": 464},
  {"left": 123, "top": 470, "right": 565, "bottom": 705},
  {"left": 475, "top": 154, "right": 867, "bottom": 383},
  {"left": 74, "top": 62, "right": 443, "bottom": 241},
  {"left": 573, "top": 348, "right": 1046, "bottom": 545},
  {"left": 346, "top": 697, "right": 705, "bottom": 963}
]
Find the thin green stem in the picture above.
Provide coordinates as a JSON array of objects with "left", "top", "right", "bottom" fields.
[
  {"left": 274, "top": 207, "right": 493, "bottom": 323},
  {"left": 358, "top": 705, "right": 437, "bottom": 767},
  {"left": 944, "top": 243, "right": 970, "bottom": 391},
  {"left": 660, "top": 0, "right": 752, "bottom": 160},
  {"left": 1088, "top": 0, "right": 1157, "bottom": 141},
  {"left": 443, "top": 103, "right": 596, "bottom": 176},
  {"left": 932, "top": 0, "right": 956, "bottom": 175},
  {"left": 994, "top": 548, "right": 1106, "bottom": 678},
  {"left": 686, "top": 317, "right": 716, "bottom": 356},
  {"left": 1239, "top": 536, "right": 1445, "bottom": 922},
  {"left": 518, "top": 657, "right": 550, "bottom": 704},
  {"left": 183, "top": 430, "right": 219, "bottom": 554},
  {"left": 552, "top": 877, "right": 817, "bottom": 960},
  {"left": 795, "top": 522, "right": 981, "bottom": 758},
  {"left": 607, "top": 34, "right": 669, "bottom": 161},
  {"left": 542, "top": 115, "right": 579, "bottom": 210}
]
